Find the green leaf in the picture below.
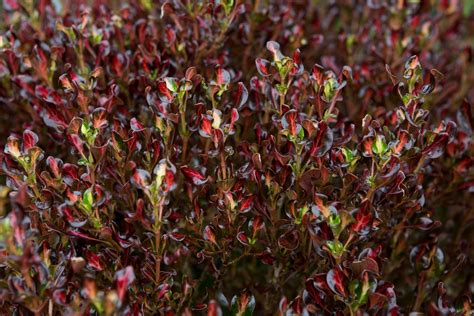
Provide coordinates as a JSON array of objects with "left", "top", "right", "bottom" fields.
[
  {"left": 372, "top": 134, "right": 388, "bottom": 156},
  {"left": 297, "top": 126, "right": 305, "bottom": 140},
  {"left": 56, "top": 21, "right": 76, "bottom": 42},
  {"left": 222, "top": 0, "right": 234, "bottom": 15},
  {"left": 276, "top": 83, "right": 287, "bottom": 95},
  {"left": 164, "top": 77, "right": 178, "bottom": 93},
  {"left": 342, "top": 147, "right": 354, "bottom": 163},
  {"left": 329, "top": 213, "right": 341, "bottom": 227},
  {"left": 326, "top": 240, "right": 345, "bottom": 258},
  {"left": 323, "top": 78, "right": 337, "bottom": 101},
  {"left": 82, "top": 188, "right": 94, "bottom": 213},
  {"left": 329, "top": 213, "right": 343, "bottom": 238},
  {"left": 81, "top": 121, "right": 90, "bottom": 137},
  {"left": 78, "top": 157, "right": 89, "bottom": 166},
  {"left": 464, "top": 0, "right": 474, "bottom": 17},
  {"left": 0, "top": 217, "right": 12, "bottom": 246},
  {"left": 140, "top": 0, "right": 152, "bottom": 11},
  {"left": 295, "top": 205, "right": 309, "bottom": 224}
]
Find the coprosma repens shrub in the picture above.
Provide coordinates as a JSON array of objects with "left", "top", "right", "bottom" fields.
[{"left": 0, "top": 0, "right": 473, "bottom": 315}]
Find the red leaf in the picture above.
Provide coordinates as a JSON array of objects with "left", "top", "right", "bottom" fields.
[
  {"left": 311, "top": 64, "right": 325, "bottom": 85},
  {"left": 59, "top": 74, "right": 74, "bottom": 93},
  {"left": 46, "top": 156, "right": 62, "bottom": 178},
  {"left": 216, "top": 67, "right": 230, "bottom": 85},
  {"left": 169, "top": 231, "right": 186, "bottom": 241},
  {"left": 293, "top": 49, "right": 301, "bottom": 65},
  {"left": 203, "top": 225, "right": 217, "bottom": 245},
  {"left": 114, "top": 266, "right": 136, "bottom": 302},
  {"left": 282, "top": 110, "right": 299, "bottom": 137},
  {"left": 326, "top": 267, "right": 346, "bottom": 297},
  {"left": 4, "top": 136, "right": 21, "bottom": 158},
  {"left": 130, "top": 117, "right": 145, "bottom": 132},
  {"left": 164, "top": 169, "right": 175, "bottom": 191},
  {"left": 68, "top": 230, "right": 101, "bottom": 242},
  {"left": 92, "top": 107, "right": 108, "bottom": 129},
  {"left": 165, "top": 25, "right": 176, "bottom": 45},
  {"left": 131, "top": 169, "right": 150, "bottom": 188},
  {"left": 181, "top": 166, "right": 207, "bottom": 185},
  {"left": 229, "top": 108, "right": 239, "bottom": 132},
  {"left": 255, "top": 58, "right": 270, "bottom": 76},
  {"left": 3, "top": 0, "right": 20, "bottom": 11},
  {"left": 237, "top": 231, "right": 249, "bottom": 246},
  {"left": 394, "top": 130, "right": 413, "bottom": 154},
  {"left": 158, "top": 80, "right": 173, "bottom": 102},
  {"left": 22, "top": 130, "right": 39, "bottom": 151},
  {"left": 53, "top": 289, "right": 67, "bottom": 305},
  {"left": 249, "top": 216, "right": 264, "bottom": 236},
  {"left": 67, "top": 134, "right": 85, "bottom": 155},
  {"left": 200, "top": 116, "right": 213, "bottom": 137},
  {"left": 239, "top": 195, "right": 254, "bottom": 213},
  {"left": 62, "top": 163, "right": 79, "bottom": 185},
  {"left": 85, "top": 250, "right": 103, "bottom": 271},
  {"left": 352, "top": 200, "right": 372, "bottom": 234},
  {"left": 235, "top": 82, "right": 248, "bottom": 108},
  {"left": 207, "top": 300, "right": 222, "bottom": 316},
  {"left": 361, "top": 136, "right": 374, "bottom": 157},
  {"left": 42, "top": 106, "right": 68, "bottom": 131}
]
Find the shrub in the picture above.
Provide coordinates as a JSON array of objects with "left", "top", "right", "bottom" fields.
[{"left": 0, "top": 1, "right": 473, "bottom": 315}]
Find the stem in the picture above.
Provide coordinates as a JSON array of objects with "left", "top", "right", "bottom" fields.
[
  {"left": 317, "top": 93, "right": 323, "bottom": 119},
  {"left": 279, "top": 93, "right": 285, "bottom": 114},
  {"left": 344, "top": 232, "right": 354, "bottom": 248},
  {"left": 154, "top": 199, "right": 164, "bottom": 284},
  {"left": 203, "top": 138, "right": 211, "bottom": 163},
  {"left": 220, "top": 151, "right": 227, "bottom": 180},
  {"left": 327, "top": 88, "right": 342, "bottom": 119},
  {"left": 181, "top": 136, "right": 189, "bottom": 161},
  {"left": 77, "top": 39, "right": 86, "bottom": 75},
  {"left": 413, "top": 272, "right": 426, "bottom": 311},
  {"left": 180, "top": 110, "right": 189, "bottom": 161},
  {"left": 414, "top": 155, "right": 427, "bottom": 173}
]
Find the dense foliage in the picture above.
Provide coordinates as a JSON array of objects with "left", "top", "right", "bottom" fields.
[{"left": 0, "top": 0, "right": 473, "bottom": 314}]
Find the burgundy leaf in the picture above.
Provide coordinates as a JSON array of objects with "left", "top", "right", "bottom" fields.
[
  {"left": 310, "top": 122, "right": 334, "bottom": 157},
  {"left": 67, "top": 134, "right": 85, "bottom": 155},
  {"left": 422, "top": 134, "right": 448, "bottom": 159},
  {"left": 169, "top": 231, "right": 186, "bottom": 242}
]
